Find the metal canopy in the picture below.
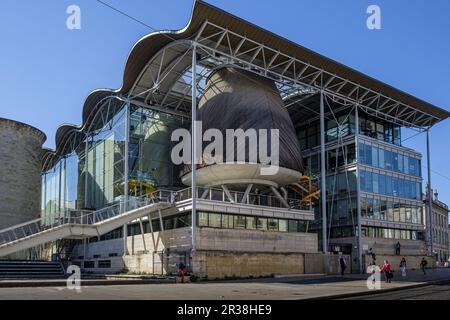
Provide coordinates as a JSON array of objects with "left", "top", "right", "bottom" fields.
[{"left": 45, "top": 0, "right": 449, "bottom": 168}]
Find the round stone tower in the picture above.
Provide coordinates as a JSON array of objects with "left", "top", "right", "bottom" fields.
[{"left": 0, "top": 118, "right": 46, "bottom": 231}]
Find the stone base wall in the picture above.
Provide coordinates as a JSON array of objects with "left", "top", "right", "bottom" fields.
[
  {"left": 191, "top": 250, "right": 306, "bottom": 279},
  {"left": 70, "top": 227, "right": 321, "bottom": 277}
]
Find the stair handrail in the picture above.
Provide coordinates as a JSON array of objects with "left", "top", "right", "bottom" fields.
[
  {"left": 0, "top": 190, "right": 174, "bottom": 247},
  {"left": 0, "top": 217, "right": 43, "bottom": 234}
]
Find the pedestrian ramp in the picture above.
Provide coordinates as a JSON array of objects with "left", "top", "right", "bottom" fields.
[{"left": 0, "top": 195, "right": 173, "bottom": 258}]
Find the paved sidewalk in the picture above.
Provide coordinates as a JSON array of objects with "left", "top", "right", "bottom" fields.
[{"left": 0, "top": 268, "right": 448, "bottom": 300}]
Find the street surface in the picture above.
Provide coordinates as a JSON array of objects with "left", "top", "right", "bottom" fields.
[{"left": 0, "top": 269, "right": 449, "bottom": 300}]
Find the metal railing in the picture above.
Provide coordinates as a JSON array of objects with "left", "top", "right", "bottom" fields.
[
  {"left": 175, "top": 187, "right": 309, "bottom": 210},
  {"left": 0, "top": 190, "right": 173, "bottom": 247}
]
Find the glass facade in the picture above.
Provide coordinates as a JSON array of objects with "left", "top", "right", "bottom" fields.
[
  {"left": 41, "top": 99, "right": 187, "bottom": 224},
  {"left": 358, "top": 141, "right": 421, "bottom": 177},
  {"left": 128, "top": 105, "right": 187, "bottom": 196},
  {"left": 360, "top": 169, "right": 421, "bottom": 200},
  {"left": 298, "top": 110, "right": 401, "bottom": 151},
  {"left": 87, "top": 210, "right": 309, "bottom": 243},
  {"left": 297, "top": 108, "right": 424, "bottom": 246},
  {"left": 362, "top": 227, "right": 418, "bottom": 240},
  {"left": 197, "top": 211, "right": 308, "bottom": 233},
  {"left": 360, "top": 195, "right": 423, "bottom": 224}
]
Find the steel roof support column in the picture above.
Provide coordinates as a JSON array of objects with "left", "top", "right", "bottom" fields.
[
  {"left": 191, "top": 44, "right": 198, "bottom": 253},
  {"left": 122, "top": 101, "right": 130, "bottom": 257},
  {"left": 355, "top": 105, "right": 363, "bottom": 273},
  {"left": 84, "top": 134, "right": 89, "bottom": 208},
  {"left": 319, "top": 90, "right": 328, "bottom": 256},
  {"left": 83, "top": 134, "right": 89, "bottom": 260},
  {"left": 426, "top": 128, "right": 433, "bottom": 256}
]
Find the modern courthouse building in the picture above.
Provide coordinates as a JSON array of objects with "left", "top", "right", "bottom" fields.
[{"left": 0, "top": 1, "right": 449, "bottom": 278}]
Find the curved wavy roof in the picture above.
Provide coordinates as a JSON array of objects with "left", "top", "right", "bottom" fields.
[{"left": 44, "top": 0, "right": 449, "bottom": 170}]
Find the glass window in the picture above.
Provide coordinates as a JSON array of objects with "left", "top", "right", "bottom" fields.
[
  {"left": 360, "top": 170, "right": 366, "bottom": 192},
  {"left": 386, "top": 175, "right": 393, "bottom": 196},
  {"left": 365, "top": 144, "right": 372, "bottom": 166},
  {"left": 398, "top": 154, "right": 404, "bottom": 174},
  {"left": 279, "top": 219, "right": 288, "bottom": 232},
  {"left": 338, "top": 173, "right": 347, "bottom": 193},
  {"left": 378, "top": 173, "right": 386, "bottom": 195},
  {"left": 268, "top": 218, "right": 279, "bottom": 231},
  {"left": 288, "top": 220, "right": 298, "bottom": 232},
  {"left": 367, "top": 198, "right": 374, "bottom": 219},
  {"left": 378, "top": 148, "right": 385, "bottom": 169},
  {"left": 360, "top": 197, "right": 367, "bottom": 218},
  {"left": 394, "top": 127, "right": 401, "bottom": 145},
  {"left": 221, "top": 214, "right": 233, "bottom": 229},
  {"left": 337, "top": 199, "right": 348, "bottom": 219},
  {"left": 394, "top": 203, "right": 400, "bottom": 222},
  {"left": 411, "top": 207, "right": 418, "bottom": 224},
  {"left": 257, "top": 217, "right": 267, "bottom": 230},
  {"left": 401, "top": 230, "right": 407, "bottom": 240},
  {"left": 198, "top": 212, "right": 208, "bottom": 227},
  {"left": 347, "top": 144, "right": 356, "bottom": 164},
  {"left": 366, "top": 171, "right": 373, "bottom": 193},
  {"left": 403, "top": 156, "right": 409, "bottom": 175},
  {"left": 367, "top": 119, "right": 376, "bottom": 138},
  {"left": 359, "top": 143, "right": 366, "bottom": 164},
  {"left": 416, "top": 206, "right": 421, "bottom": 224},
  {"left": 400, "top": 207, "right": 406, "bottom": 222},
  {"left": 385, "top": 150, "right": 393, "bottom": 171},
  {"left": 234, "top": 215, "right": 246, "bottom": 229},
  {"left": 246, "top": 216, "right": 257, "bottom": 230},
  {"left": 376, "top": 123, "right": 384, "bottom": 140},
  {"left": 387, "top": 201, "right": 394, "bottom": 221},
  {"left": 372, "top": 145, "right": 378, "bottom": 167},
  {"left": 392, "top": 177, "right": 399, "bottom": 197},
  {"left": 405, "top": 206, "right": 412, "bottom": 223},
  {"left": 348, "top": 171, "right": 357, "bottom": 192},
  {"left": 372, "top": 173, "right": 379, "bottom": 194},
  {"left": 393, "top": 152, "right": 399, "bottom": 172},
  {"left": 373, "top": 198, "right": 380, "bottom": 220},
  {"left": 209, "top": 213, "right": 222, "bottom": 228},
  {"left": 384, "top": 125, "right": 393, "bottom": 144},
  {"left": 380, "top": 199, "right": 387, "bottom": 220},
  {"left": 307, "top": 126, "right": 317, "bottom": 148}
]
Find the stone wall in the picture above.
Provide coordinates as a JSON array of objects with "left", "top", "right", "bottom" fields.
[
  {"left": 192, "top": 250, "right": 305, "bottom": 279},
  {"left": 0, "top": 118, "right": 45, "bottom": 231},
  {"left": 196, "top": 227, "right": 318, "bottom": 253},
  {"left": 363, "top": 238, "right": 428, "bottom": 257},
  {"left": 0, "top": 118, "right": 45, "bottom": 260},
  {"left": 71, "top": 226, "right": 320, "bottom": 276}
]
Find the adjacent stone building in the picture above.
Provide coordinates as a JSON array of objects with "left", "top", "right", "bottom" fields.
[
  {"left": 424, "top": 189, "right": 449, "bottom": 262},
  {"left": 0, "top": 118, "right": 46, "bottom": 230}
]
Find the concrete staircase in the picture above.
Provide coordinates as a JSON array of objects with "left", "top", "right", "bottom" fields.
[{"left": 0, "top": 260, "right": 65, "bottom": 279}]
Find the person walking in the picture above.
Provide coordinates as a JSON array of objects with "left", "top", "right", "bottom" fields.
[
  {"left": 381, "top": 260, "right": 392, "bottom": 283},
  {"left": 339, "top": 256, "right": 347, "bottom": 276},
  {"left": 368, "top": 248, "right": 376, "bottom": 265},
  {"left": 420, "top": 257, "right": 428, "bottom": 275},
  {"left": 178, "top": 259, "right": 187, "bottom": 283},
  {"left": 399, "top": 257, "right": 407, "bottom": 278}
]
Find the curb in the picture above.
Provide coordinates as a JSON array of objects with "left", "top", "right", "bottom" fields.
[
  {"left": 303, "top": 278, "right": 450, "bottom": 300},
  {"left": 0, "top": 278, "right": 176, "bottom": 288}
]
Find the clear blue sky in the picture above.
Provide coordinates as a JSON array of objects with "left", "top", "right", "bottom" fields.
[{"left": 1, "top": 0, "right": 449, "bottom": 206}]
